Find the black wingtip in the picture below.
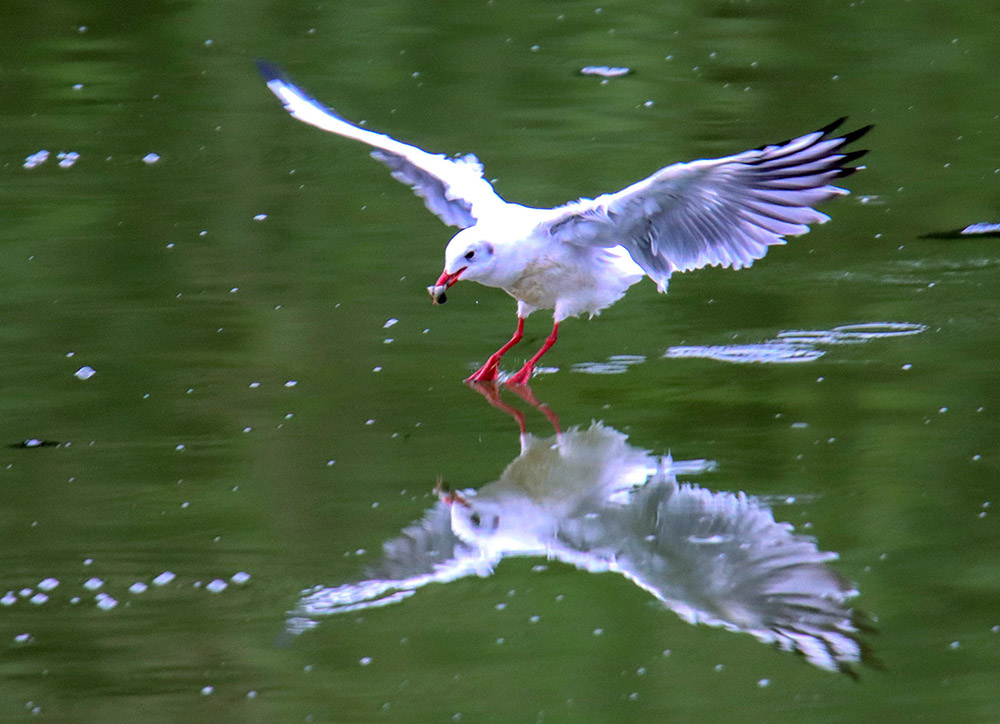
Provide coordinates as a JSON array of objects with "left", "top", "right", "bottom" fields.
[
  {"left": 839, "top": 123, "right": 874, "bottom": 146},
  {"left": 254, "top": 59, "right": 286, "bottom": 84},
  {"left": 817, "top": 117, "right": 848, "bottom": 136}
]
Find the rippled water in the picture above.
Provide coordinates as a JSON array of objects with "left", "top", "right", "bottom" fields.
[{"left": 3, "top": 2, "right": 1000, "bottom": 722}]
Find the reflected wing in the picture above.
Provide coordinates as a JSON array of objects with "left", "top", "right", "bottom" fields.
[
  {"left": 288, "top": 503, "right": 495, "bottom": 632},
  {"left": 552, "top": 470, "right": 866, "bottom": 674},
  {"left": 257, "top": 61, "right": 506, "bottom": 228},
  {"left": 545, "top": 119, "right": 871, "bottom": 290}
]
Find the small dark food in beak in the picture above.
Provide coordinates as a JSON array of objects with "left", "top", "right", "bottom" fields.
[{"left": 428, "top": 284, "right": 448, "bottom": 304}]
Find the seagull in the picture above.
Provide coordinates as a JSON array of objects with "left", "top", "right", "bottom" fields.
[{"left": 257, "top": 62, "right": 871, "bottom": 384}]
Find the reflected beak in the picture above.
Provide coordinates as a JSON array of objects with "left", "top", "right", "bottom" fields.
[
  {"left": 427, "top": 266, "right": 466, "bottom": 305},
  {"left": 434, "top": 476, "right": 471, "bottom": 507}
]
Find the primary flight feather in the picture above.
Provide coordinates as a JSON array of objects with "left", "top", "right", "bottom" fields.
[{"left": 257, "top": 62, "right": 870, "bottom": 385}]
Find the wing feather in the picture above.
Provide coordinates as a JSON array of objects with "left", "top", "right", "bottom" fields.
[
  {"left": 544, "top": 120, "right": 871, "bottom": 289},
  {"left": 257, "top": 61, "right": 506, "bottom": 228}
]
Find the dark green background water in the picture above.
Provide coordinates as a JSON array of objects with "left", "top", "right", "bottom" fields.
[{"left": 3, "top": 1, "right": 999, "bottom": 721}]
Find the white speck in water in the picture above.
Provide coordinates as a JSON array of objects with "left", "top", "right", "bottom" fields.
[
  {"left": 83, "top": 577, "right": 104, "bottom": 591},
  {"left": 204, "top": 38, "right": 213, "bottom": 46},
  {"left": 95, "top": 593, "right": 118, "bottom": 610},
  {"left": 243, "top": 427, "right": 251, "bottom": 433},
  {"left": 29, "top": 593, "right": 48, "bottom": 605},
  {"left": 939, "top": 407, "right": 948, "bottom": 413},
  {"left": 249, "top": 382, "right": 260, "bottom": 388},
  {"left": 496, "top": 637, "right": 505, "bottom": 645},
  {"left": 628, "top": 692, "right": 639, "bottom": 701},
  {"left": 327, "top": 460, "right": 336, "bottom": 466},
  {"left": 14, "top": 633, "right": 31, "bottom": 643},
  {"left": 253, "top": 213, "right": 268, "bottom": 221},
  {"left": 714, "top": 664, "right": 724, "bottom": 672},
  {"left": 949, "top": 640, "right": 960, "bottom": 649},
  {"left": 231, "top": 571, "right": 251, "bottom": 585},
  {"left": 495, "top": 602, "right": 507, "bottom": 611},
  {"left": 284, "top": 413, "right": 293, "bottom": 420},
  {"left": 530, "top": 44, "right": 540, "bottom": 52},
  {"left": 643, "top": 100, "right": 654, "bottom": 108},
  {"left": 74, "top": 366, "right": 96, "bottom": 380},
  {"left": 284, "top": 380, "right": 297, "bottom": 387},
  {"left": 206, "top": 579, "right": 227, "bottom": 593},
  {"left": 365, "top": 419, "right": 375, "bottom": 426},
  {"left": 181, "top": 501, "right": 190, "bottom": 509},
  {"left": 175, "top": 444, "right": 185, "bottom": 452},
  {"left": 757, "top": 679, "right": 771, "bottom": 688},
  {"left": 24, "top": 150, "right": 50, "bottom": 168},
  {"left": 152, "top": 571, "right": 176, "bottom": 586},
  {"left": 37, "top": 578, "right": 59, "bottom": 592},
  {"left": 902, "top": 363, "right": 912, "bottom": 370},
  {"left": 201, "top": 685, "right": 214, "bottom": 695},
  {"left": 142, "top": 153, "right": 160, "bottom": 164},
  {"left": 383, "top": 318, "right": 398, "bottom": 328},
  {"left": 636, "top": 667, "right": 646, "bottom": 675},
  {"left": 592, "top": 628, "right": 604, "bottom": 636},
  {"left": 791, "top": 422, "right": 809, "bottom": 429},
  {"left": 1, "top": 592, "right": 16, "bottom": 606},
  {"left": 58, "top": 151, "right": 81, "bottom": 167},
  {"left": 246, "top": 690, "right": 258, "bottom": 699},
  {"left": 373, "top": 366, "right": 382, "bottom": 372},
  {"left": 360, "top": 656, "right": 373, "bottom": 666},
  {"left": 129, "top": 582, "right": 148, "bottom": 594},
  {"left": 83, "top": 558, "right": 93, "bottom": 566},
  {"left": 529, "top": 615, "right": 540, "bottom": 623}
]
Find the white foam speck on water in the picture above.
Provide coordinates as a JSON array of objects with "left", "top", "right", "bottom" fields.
[
  {"left": 95, "top": 593, "right": 118, "bottom": 610},
  {"left": 206, "top": 579, "right": 227, "bottom": 593},
  {"left": 37, "top": 578, "right": 59, "bottom": 592},
  {"left": 231, "top": 571, "right": 251, "bottom": 585},
  {"left": 152, "top": 571, "right": 176, "bottom": 587},
  {"left": 129, "top": 582, "right": 148, "bottom": 594},
  {"left": 24, "top": 150, "right": 49, "bottom": 168},
  {"left": 74, "top": 366, "right": 96, "bottom": 380},
  {"left": 142, "top": 153, "right": 160, "bottom": 164},
  {"left": 83, "top": 577, "right": 103, "bottom": 591}
]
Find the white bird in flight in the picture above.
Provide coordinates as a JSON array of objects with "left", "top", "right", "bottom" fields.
[{"left": 258, "top": 62, "right": 871, "bottom": 385}]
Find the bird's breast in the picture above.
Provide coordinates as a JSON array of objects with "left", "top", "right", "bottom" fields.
[{"left": 503, "top": 249, "right": 642, "bottom": 318}]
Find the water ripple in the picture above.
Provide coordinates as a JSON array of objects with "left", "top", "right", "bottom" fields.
[{"left": 665, "top": 322, "right": 926, "bottom": 364}]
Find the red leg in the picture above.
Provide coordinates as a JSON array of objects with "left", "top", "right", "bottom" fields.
[
  {"left": 466, "top": 317, "right": 525, "bottom": 383},
  {"left": 506, "top": 321, "right": 559, "bottom": 386}
]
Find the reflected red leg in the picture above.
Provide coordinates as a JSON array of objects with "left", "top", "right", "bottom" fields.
[
  {"left": 466, "top": 317, "right": 525, "bottom": 382},
  {"left": 465, "top": 380, "right": 528, "bottom": 435},
  {"left": 506, "top": 321, "right": 559, "bottom": 386}
]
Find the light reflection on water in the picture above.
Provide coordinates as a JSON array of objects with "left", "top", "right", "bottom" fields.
[
  {"left": 664, "top": 321, "right": 926, "bottom": 364},
  {"left": 290, "top": 384, "right": 867, "bottom": 675}
]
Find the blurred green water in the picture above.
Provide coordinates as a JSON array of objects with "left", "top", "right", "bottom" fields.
[{"left": 2, "top": 1, "right": 999, "bottom": 721}]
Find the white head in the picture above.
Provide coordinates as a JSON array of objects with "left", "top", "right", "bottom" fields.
[{"left": 427, "top": 227, "right": 501, "bottom": 304}]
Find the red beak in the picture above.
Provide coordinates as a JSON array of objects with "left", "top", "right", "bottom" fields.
[{"left": 434, "top": 266, "right": 466, "bottom": 288}]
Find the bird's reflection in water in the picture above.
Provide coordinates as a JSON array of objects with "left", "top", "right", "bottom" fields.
[{"left": 289, "top": 384, "right": 869, "bottom": 674}]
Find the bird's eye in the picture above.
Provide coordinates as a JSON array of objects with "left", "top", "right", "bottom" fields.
[
  {"left": 470, "top": 512, "right": 482, "bottom": 527},
  {"left": 464, "top": 250, "right": 476, "bottom": 260}
]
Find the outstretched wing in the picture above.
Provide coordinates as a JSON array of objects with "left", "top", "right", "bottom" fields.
[
  {"left": 257, "top": 61, "right": 506, "bottom": 228},
  {"left": 545, "top": 119, "right": 871, "bottom": 290}
]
